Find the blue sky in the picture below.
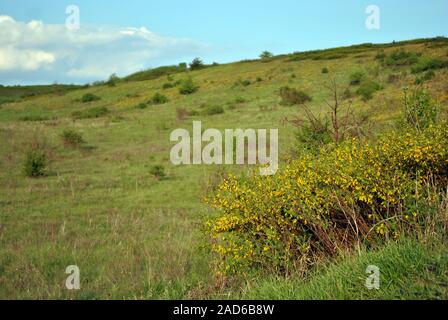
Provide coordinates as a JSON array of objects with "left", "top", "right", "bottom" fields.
[{"left": 0, "top": 0, "right": 446, "bottom": 85}]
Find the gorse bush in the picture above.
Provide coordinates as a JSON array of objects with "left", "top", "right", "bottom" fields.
[
  {"left": 356, "top": 80, "right": 382, "bottom": 101},
  {"left": 279, "top": 87, "right": 312, "bottom": 105},
  {"left": 411, "top": 57, "right": 448, "bottom": 74},
  {"left": 61, "top": 129, "right": 85, "bottom": 148},
  {"left": 384, "top": 50, "right": 419, "bottom": 66},
  {"left": 404, "top": 88, "right": 438, "bottom": 131},
  {"left": 349, "top": 71, "right": 365, "bottom": 85},
  {"left": 150, "top": 165, "right": 166, "bottom": 179},
  {"left": 321, "top": 67, "right": 329, "bottom": 74},
  {"left": 179, "top": 78, "right": 199, "bottom": 95},
  {"left": 149, "top": 93, "right": 168, "bottom": 105},
  {"left": 206, "top": 124, "right": 448, "bottom": 274},
  {"left": 23, "top": 149, "right": 47, "bottom": 177},
  {"left": 81, "top": 93, "right": 101, "bottom": 103}
]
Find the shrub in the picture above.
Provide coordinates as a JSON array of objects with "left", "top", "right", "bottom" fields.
[
  {"left": 23, "top": 149, "right": 47, "bottom": 177},
  {"left": 179, "top": 78, "right": 199, "bottom": 95},
  {"left": 61, "top": 129, "right": 85, "bottom": 148},
  {"left": 259, "top": 51, "right": 274, "bottom": 60},
  {"left": 356, "top": 80, "right": 382, "bottom": 101},
  {"left": 20, "top": 115, "right": 51, "bottom": 122},
  {"left": 162, "top": 82, "right": 175, "bottom": 89},
  {"left": 279, "top": 87, "right": 312, "bottom": 105},
  {"left": 81, "top": 93, "right": 101, "bottom": 103},
  {"left": 150, "top": 165, "right": 166, "bottom": 179},
  {"left": 203, "top": 105, "right": 225, "bottom": 116},
  {"left": 384, "top": 50, "right": 419, "bottom": 66},
  {"left": 106, "top": 73, "right": 119, "bottom": 87},
  {"left": 349, "top": 71, "right": 365, "bottom": 85},
  {"left": 404, "top": 88, "right": 438, "bottom": 131},
  {"left": 411, "top": 57, "right": 448, "bottom": 74},
  {"left": 149, "top": 93, "right": 168, "bottom": 105},
  {"left": 189, "top": 58, "right": 205, "bottom": 71},
  {"left": 206, "top": 124, "right": 448, "bottom": 274},
  {"left": 135, "top": 102, "right": 147, "bottom": 109},
  {"left": 321, "top": 67, "right": 329, "bottom": 74},
  {"left": 71, "top": 106, "right": 110, "bottom": 119}
]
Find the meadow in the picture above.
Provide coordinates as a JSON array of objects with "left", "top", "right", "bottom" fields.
[{"left": 0, "top": 37, "right": 447, "bottom": 299}]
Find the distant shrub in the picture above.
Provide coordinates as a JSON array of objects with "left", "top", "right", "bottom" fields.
[
  {"left": 356, "top": 80, "right": 382, "bottom": 101},
  {"left": 179, "top": 78, "right": 199, "bottom": 95},
  {"left": 234, "top": 97, "right": 247, "bottom": 104},
  {"left": 321, "top": 67, "right": 329, "bottom": 74},
  {"left": 189, "top": 58, "right": 205, "bottom": 71},
  {"left": 81, "top": 93, "right": 101, "bottom": 103},
  {"left": 203, "top": 105, "right": 225, "bottom": 116},
  {"left": 349, "top": 71, "right": 365, "bottom": 85},
  {"left": 162, "top": 82, "right": 175, "bottom": 89},
  {"left": 135, "top": 102, "right": 147, "bottom": 109},
  {"left": 411, "top": 57, "right": 448, "bottom": 74},
  {"left": 414, "top": 70, "right": 435, "bottom": 85},
  {"left": 384, "top": 50, "right": 419, "bottom": 66},
  {"left": 23, "top": 149, "right": 47, "bottom": 177},
  {"left": 404, "top": 88, "right": 438, "bottom": 131},
  {"left": 106, "top": 73, "right": 119, "bottom": 87},
  {"left": 149, "top": 93, "right": 168, "bottom": 105},
  {"left": 256, "top": 77, "right": 263, "bottom": 82},
  {"left": 259, "top": 51, "right": 274, "bottom": 60},
  {"left": 150, "top": 165, "right": 166, "bottom": 179},
  {"left": 61, "top": 129, "right": 85, "bottom": 148},
  {"left": 279, "top": 86, "right": 312, "bottom": 105},
  {"left": 71, "top": 106, "right": 110, "bottom": 119}
]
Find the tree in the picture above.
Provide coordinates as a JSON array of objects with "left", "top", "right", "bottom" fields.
[
  {"left": 189, "top": 58, "right": 204, "bottom": 71},
  {"left": 259, "top": 51, "right": 274, "bottom": 60}
]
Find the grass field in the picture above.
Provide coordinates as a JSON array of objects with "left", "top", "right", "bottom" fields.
[{"left": 0, "top": 38, "right": 447, "bottom": 299}]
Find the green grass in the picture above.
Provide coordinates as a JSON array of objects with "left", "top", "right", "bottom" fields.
[
  {"left": 0, "top": 38, "right": 447, "bottom": 299},
  {"left": 227, "top": 238, "right": 448, "bottom": 300}
]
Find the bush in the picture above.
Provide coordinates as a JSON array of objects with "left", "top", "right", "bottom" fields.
[
  {"left": 411, "top": 57, "right": 448, "bottom": 74},
  {"left": 162, "top": 82, "right": 175, "bottom": 89},
  {"left": 81, "top": 93, "right": 101, "bottom": 103},
  {"left": 384, "top": 50, "right": 419, "bottom": 66},
  {"left": 61, "top": 129, "right": 85, "bottom": 148},
  {"left": 20, "top": 115, "right": 51, "bottom": 122},
  {"left": 150, "top": 165, "right": 166, "bottom": 179},
  {"left": 149, "top": 93, "right": 168, "bottom": 105},
  {"left": 71, "top": 106, "right": 110, "bottom": 120},
  {"left": 135, "top": 102, "right": 147, "bottom": 109},
  {"left": 259, "top": 51, "right": 274, "bottom": 60},
  {"left": 23, "top": 149, "right": 47, "bottom": 177},
  {"left": 279, "top": 87, "right": 312, "bottom": 105},
  {"left": 321, "top": 67, "right": 329, "bottom": 74},
  {"left": 189, "top": 58, "right": 205, "bottom": 71},
  {"left": 179, "top": 78, "right": 199, "bottom": 95},
  {"left": 203, "top": 105, "right": 225, "bottom": 116},
  {"left": 404, "top": 88, "right": 438, "bottom": 131},
  {"left": 206, "top": 124, "right": 448, "bottom": 274},
  {"left": 356, "top": 80, "right": 382, "bottom": 101},
  {"left": 349, "top": 71, "right": 365, "bottom": 85}
]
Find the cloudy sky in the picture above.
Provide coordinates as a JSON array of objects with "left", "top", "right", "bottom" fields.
[{"left": 0, "top": 0, "right": 446, "bottom": 85}]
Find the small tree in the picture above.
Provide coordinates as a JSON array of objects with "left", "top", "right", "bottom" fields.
[
  {"left": 259, "top": 51, "right": 274, "bottom": 60},
  {"left": 179, "top": 78, "right": 199, "bottom": 95},
  {"left": 189, "top": 58, "right": 205, "bottom": 71},
  {"left": 23, "top": 149, "right": 47, "bottom": 177}
]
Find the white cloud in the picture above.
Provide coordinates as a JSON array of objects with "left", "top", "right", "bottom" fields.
[{"left": 0, "top": 15, "right": 207, "bottom": 84}]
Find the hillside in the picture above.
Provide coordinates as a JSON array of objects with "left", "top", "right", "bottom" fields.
[{"left": 0, "top": 37, "right": 447, "bottom": 299}]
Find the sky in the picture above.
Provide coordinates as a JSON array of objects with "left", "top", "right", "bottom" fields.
[{"left": 0, "top": 0, "right": 446, "bottom": 85}]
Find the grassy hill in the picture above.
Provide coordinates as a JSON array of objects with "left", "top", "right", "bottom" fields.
[{"left": 0, "top": 37, "right": 447, "bottom": 299}]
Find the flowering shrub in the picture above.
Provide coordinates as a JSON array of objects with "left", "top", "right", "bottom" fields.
[{"left": 205, "top": 124, "right": 448, "bottom": 274}]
